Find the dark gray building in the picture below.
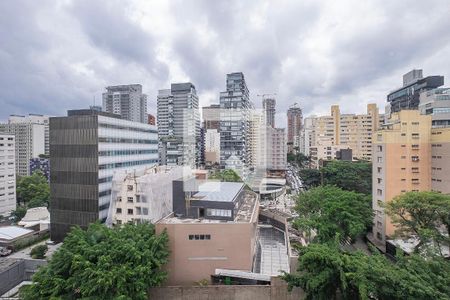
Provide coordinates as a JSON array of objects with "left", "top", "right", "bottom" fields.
[
  {"left": 49, "top": 109, "right": 158, "bottom": 242},
  {"left": 388, "top": 70, "right": 444, "bottom": 113},
  {"left": 262, "top": 98, "right": 276, "bottom": 128},
  {"left": 219, "top": 72, "right": 252, "bottom": 178}
]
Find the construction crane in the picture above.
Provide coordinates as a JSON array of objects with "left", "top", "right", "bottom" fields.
[{"left": 257, "top": 93, "right": 277, "bottom": 100}]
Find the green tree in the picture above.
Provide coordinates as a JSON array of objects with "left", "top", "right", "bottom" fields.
[
  {"left": 283, "top": 243, "right": 450, "bottom": 300},
  {"left": 16, "top": 171, "right": 50, "bottom": 206},
  {"left": 385, "top": 191, "right": 450, "bottom": 256},
  {"left": 209, "top": 169, "right": 242, "bottom": 182},
  {"left": 294, "top": 186, "right": 373, "bottom": 243},
  {"left": 298, "top": 168, "right": 321, "bottom": 189},
  {"left": 20, "top": 222, "right": 169, "bottom": 300},
  {"left": 11, "top": 206, "right": 27, "bottom": 222},
  {"left": 30, "top": 244, "right": 48, "bottom": 259},
  {"left": 322, "top": 160, "right": 372, "bottom": 195}
]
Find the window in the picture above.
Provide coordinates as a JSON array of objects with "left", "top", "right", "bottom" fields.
[
  {"left": 127, "top": 209, "right": 133, "bottom": 215},
  {"left": 377, "top": 167, "right": 382, "bottom": 173},
  {"left": 377, "top": 221, "right": 382, "bottom": 228},
  {"left": 117, "top": 197, "right": 122, "bottom": 202},
  {"left": 401, "top": 156, "right": 406, "bottom": 159},
  {"left": 206, "top": 209, "right": 232, "bottom": 217},
  {"left": 377, "top": 178, "right": 382, "bottom": 184},
  {"left": 188, "top": 234, "right": 211, "bottom": 240},
  {"left": 376, "top": 232, "right": 382, "bottom": 240},
  {"left": 377, "top": 145, "right": 382, "bottom": 152},
  {"left": 127, "top": 197, "right": 133, "bottom": 203},
  {"left": 377, "top": 157, "right": 382, "bottom": 163},
  {"left": 411, "top": 156, "right": 420, "bottom": 162},
  {"left": 127, "top": 185, "right": 133, "bottom": 191},
  {"left": 412, "top": 133, "right": 419, "bottom": 139},
  {"left": 116, "top": 208, "right": 122, "bottom": 214},
  {"left": 377, "top": 189, "right": 382, "bottom": 196}
]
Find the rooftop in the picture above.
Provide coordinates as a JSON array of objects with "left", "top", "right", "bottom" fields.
[
  {"left": 0, "top": 226, "right": 34, "bottom": 241},
  {"left": 192, "top": 181, "right": 244, "bottom": 202}
]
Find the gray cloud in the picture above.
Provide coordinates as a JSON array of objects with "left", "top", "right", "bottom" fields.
[{"left": 0, "top": 0, "right": 449, "bottom": 127}]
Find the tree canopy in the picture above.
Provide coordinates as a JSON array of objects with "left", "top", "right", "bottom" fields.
[
  {"left": 385, "top": 191, "right": 450, "bottom": 256},
  {"left": 299, "top": 161, "right": 372, "bottom": 194},
  {"left": 283, "top": 243, "right": 450, "bottom": 300},
  {"left": 294, "top": 186, "right": 373, "bottom": 243},
  {"left": 209, "top": 169, "right": 242, "bottom": 182},
  {"left": 16, "top": 170, "right": 50, "bottom": 207},
  {"left": 287, "top": 152, "right": 311, "bottom": 168},
  {"left": 20, "top": 223, "right": 169, "bottom": 300}
]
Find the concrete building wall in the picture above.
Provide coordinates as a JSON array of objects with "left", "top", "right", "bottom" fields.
[
  {"left": 431, "top": 127, "right": 450, "bottom": 194},
  {"left": 0, "top": 134, "right": 16, "bottom": 216},
  {"left": 372, "top": 110, "right": 432, "bottom": 244}
]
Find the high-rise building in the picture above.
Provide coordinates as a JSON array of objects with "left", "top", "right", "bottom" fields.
[
  {"left": 102, "top": 84, "right": 148, "bottom": 123},
  {"left": 262, "top": 98, "right": 276, "bottom": 128},
  {"left": 202, "top": 104, "right": 220, "bottom": 130},
  {"left": 0, "top": 114, "right": 48, "bottom": 176},
  {"left": 219, "top": 72, "right": 251, "bottom": 178},
  {"left": 372, "top": 110, "right": 432, "bottom": 245},
  {"left": 299, "top": 116, "right": 317, "bottom": 156},
  {"left": 387, "top": 69, "right": 444, "bottom": 113},
  {"left": 157, "top": 83, "right": 200, "bottom": 168},
  {"left": 0, "top": 134, "right": 16, "bottom": 216},
  {"left": 49, "top": 109, "right": 158, "bottom": 242},
  {"left": 147, "top": 114, "right": 156, "bottom": 125},
  {"left": 419, "top": 87, "right": 450, "bottom": 127},
  {"left": 287, "top": 105, "right": 302, "bottom": 153},
  {"left": 430, "top": 127, "right": 450, "bottom": 194}
]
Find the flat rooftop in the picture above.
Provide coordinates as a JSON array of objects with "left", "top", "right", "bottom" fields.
[
  {"left": 159, "top": 188, "right": 258, "bottom": 224},
  {"left": 0, "top": 226, "right": 34, "bottom": 241},
  {"left": 191, "top": 181, "right": 244, "bottom": 202}
]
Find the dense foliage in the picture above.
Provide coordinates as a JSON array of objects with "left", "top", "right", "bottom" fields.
[
  {"left": 30, "top": 244, "right": 48, "bottom": 259},
  {"left": 16, "top": 171, "right": 50, "bottom": 207},
  {"left": 294, "top": 186, "right": 372, "bottom": 242},
  {"left": 20, "top": 223, "right": 169, "bottom": 300},
  {"left": 385, "top": 191, "right": 450, "bottom": 256},
  {"left": 298, "top": 161, "right": 372, "bottom": 194},
  {"left": 209, "top": 169, "right": 242, "bottom": 182},
  {"left": 287, "top": 152, "right": 311, "bottom": 168},
  {"left": 283, "top": 243, "right": 450, "bottom": 300}
]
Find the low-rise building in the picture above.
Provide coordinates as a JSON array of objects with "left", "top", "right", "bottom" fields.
[{"left": 156, "top": 181, "right": 259, "bottom": 286}]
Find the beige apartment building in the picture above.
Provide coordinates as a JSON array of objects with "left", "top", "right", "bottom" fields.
[
  {"left": 372, "top": 110, "right": 432, "bottom": 244},
  {"left": 430, "top": 127, "right": 450, "bottom": 194},
  {"left": 305, "top": 104, "right": 381, "bottom": 166}
]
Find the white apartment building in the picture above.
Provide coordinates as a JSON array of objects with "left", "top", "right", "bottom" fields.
[
  {"left": 107, "top": 166, "right": 187, "bottom": 226},
  {"left": 0, "top": 114, "right": 48, "bottom": 176},
  {"left": 102, "top": 84, "right": 148, "bottom": 123},
  {"left": 157, "top": 83, "right": 200, "bottom": 168},
  {"left": 0, "top": 134, "right": 16, "bottom": 216}
]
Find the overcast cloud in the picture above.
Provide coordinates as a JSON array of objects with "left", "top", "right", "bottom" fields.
[{"left": 1, "top": 0, "right": 450, "bottom": 126}]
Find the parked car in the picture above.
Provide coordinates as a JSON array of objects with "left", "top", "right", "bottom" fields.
[{"left": 0, "top": 246, "right": 12, "bottom": 257}]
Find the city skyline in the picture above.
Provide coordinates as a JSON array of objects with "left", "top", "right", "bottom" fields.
[{"left": 1, "top": 0, "right": 450, "bottom": 126}]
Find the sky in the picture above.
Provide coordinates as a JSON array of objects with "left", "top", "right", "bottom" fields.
[{"left": 1, "top": 0, "right": 450, "bottom": 127}]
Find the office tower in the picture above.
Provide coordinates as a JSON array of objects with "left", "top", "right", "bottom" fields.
[
  {"left": 0, "top": 134, "right": 16, "bottom": 216},
  {"left": 387, "top": 69, "right": 444, "bottom": 113},
  {"left": 49, "top": 109, "right": 158, "bottom": 242},
  {"left": 30, "top": 156, "right": 50, "bottom": 182},
  {"left": 204, "top": 129, "right": 220, "bottom": 165},
  {"left": 269, "top": 128, "right": 287, "bottom": 171},
  {"left": 219, "top": 72, "right": 251, "bottom": 178},
  {"left": 262, "top": 98, "right": 276, "bottom": 128},
  {"left": 102, "top": 84, "right": 147, "bottom": 123},
  {"left": 0, "top": 114, "right": 48, "bottom": 176},
  {"left": 202, "top": 104, "right": 221, "bottom": 130},
  {"left": 419, "top": 87, "right": 450, "bottom": 127},
  {"left": 157, "top": 83, "right": 200, "bottom": 168},
  {"left": 372, "top": 110, "right": 432, "bottom": 244},
  {"left": 287, "top": 105, "right": 302, "bottom": 153}
]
